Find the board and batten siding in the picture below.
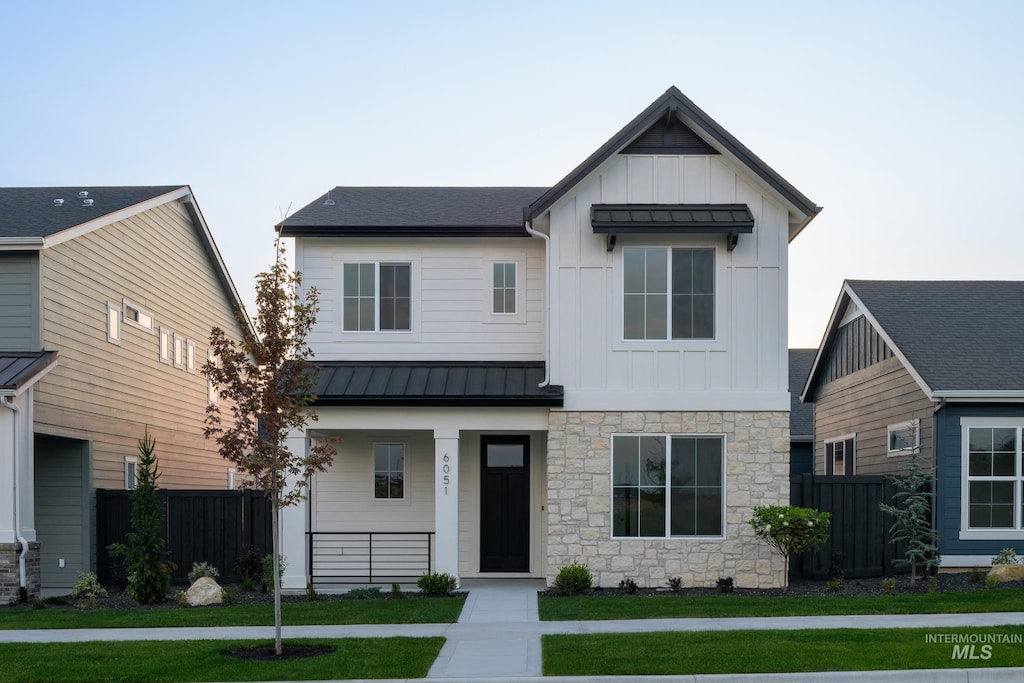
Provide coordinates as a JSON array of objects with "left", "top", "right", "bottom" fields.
[
  {"left": 295, "top": 237, "right": 545, "bottom": 361},
  {"left": 546, "top": 154, "right": 789, "bottom": 410},
  {"left": 34, "top": 201, "right": 243, "bottom": 490},
  {"left": 813, "top": 355, "right": 935, "bottom": 475},
  {"left": 0, "top": 251, "right": 41, "bottom": 350}
]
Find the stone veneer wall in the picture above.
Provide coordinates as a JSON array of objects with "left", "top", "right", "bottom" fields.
[
  {"left": 546, "top": 411, "right": 790, "bottom": 589},
  {"left": 0, "top": 542, "right": 41, "bottom": 604}
]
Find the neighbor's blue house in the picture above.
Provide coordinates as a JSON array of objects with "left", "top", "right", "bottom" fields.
[{"left": 802, "top": 280, "right": 1024, "bottom": 567}]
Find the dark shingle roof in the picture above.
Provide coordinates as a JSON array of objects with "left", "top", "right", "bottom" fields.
[
  {"left": 789, "top": 349, "right": 816, "bottom": 441},
  {"left": 847, "top": 280, "right": 1024, "bottom": 395},
  {"left": 0, "top": 351, "right": 58, "bottom": 393},
  {"left": 277, "top": 187, "right": 548, "bottom": 237},
  {"left": 0, "top": 186, "right": 183, "bottom": 239},
  {"left": 309, "top": 361, "right": 563, "bottom": 406}
]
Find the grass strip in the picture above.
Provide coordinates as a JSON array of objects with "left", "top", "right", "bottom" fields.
[
  {"left": 0, "top": 636, "right": 444, "bottom": 682},
  {"left": 539, "top": 588, "right": 1024, "bottom": 621},
  {"left": 543, "top": 626, "right": 1024, "bottom": 676},
  {"left": 0, "top": 598, "right": 464, "bottom": 629}
]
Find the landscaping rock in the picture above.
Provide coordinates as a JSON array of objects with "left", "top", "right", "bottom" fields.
[
  {"left": 185, "top": 577, "right": 223, "bottom": 606},
  {"left": 988, "top": 563, "right": 1024, "bottom": 583}
]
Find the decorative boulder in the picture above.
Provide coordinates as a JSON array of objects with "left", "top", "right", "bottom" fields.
[
  {"left": 988, "top": 564, "right": 1024, "bottom": 583},
  {"left": 185, "top": 576, "right": 223, "bottom": 606}
]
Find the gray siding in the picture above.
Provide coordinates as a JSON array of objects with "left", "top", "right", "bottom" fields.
[
  {"left": 33, "top": 201, "right": 245, "bottom": 490},
  {"left": 814, "top": 356, "right": 935, "bottom": 475},
  {"left": 0, "top": 251, "right": 40, "bottom": 350}
]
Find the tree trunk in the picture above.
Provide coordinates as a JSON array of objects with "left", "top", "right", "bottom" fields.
[{"left": 272, "top": 473, "right": 282, "bottom": 655}]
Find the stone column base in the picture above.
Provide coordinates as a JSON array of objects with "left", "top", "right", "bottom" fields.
[{"left": 0, "top": 542, "right": 41, "bottom": 604}]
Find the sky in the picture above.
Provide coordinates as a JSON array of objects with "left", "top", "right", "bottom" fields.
[{"left": 3, "top": 0, "right": 1022, "bottom": 349}]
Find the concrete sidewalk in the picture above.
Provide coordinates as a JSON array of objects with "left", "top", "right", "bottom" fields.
[{"left": 3, "top": 580, "right": 1024, "bottom": 682}]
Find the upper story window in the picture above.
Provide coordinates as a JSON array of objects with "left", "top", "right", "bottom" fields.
[
  {"left": 888, "top": 421, "right": 920, "bottom": 455},
  {"left": 343, "top": 262, "right": 411, "bottom": 332},
  {"left": 122, "top": 300, "right": 154, "bottom": 332},
  {"left": 159, "top": 328, "right": 172, "bottom": 364},
  {"left": 106, "top": 302, "right": 121, "bottom": 344},
  {"left": 623, "top": 247, "right": 714, "bottom": 340},
  {"left": 492, "top": 262, "right": 517, "bottom": 314}
]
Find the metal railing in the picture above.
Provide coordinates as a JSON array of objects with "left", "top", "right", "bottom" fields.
[{"left": 306, "top": 531, "right": 434, "bottom": 587}]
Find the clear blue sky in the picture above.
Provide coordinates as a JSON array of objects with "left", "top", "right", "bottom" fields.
[{"left": 3, "top": 1, "right": 1021, "bottom": 348}]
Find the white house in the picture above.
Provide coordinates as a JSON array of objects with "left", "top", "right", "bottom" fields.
[{"left": 277, "top": 87, "right": 820, "bottom": 589}]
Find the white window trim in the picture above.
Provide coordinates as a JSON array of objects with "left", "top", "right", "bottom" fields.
[
  {"left": 612, "top": 240, "right": 726, "bottom": 352},
  {"left": 173, "top": 334, "right": 185, "bottom": 369},
  {"left": 371, "top": 441, "right": 408, "bottom": 504},
  {"left": 484, "top": 256, "right": 527, "bottom": 324},
  {"left": 227, "top": 468, "right": 237, "bottom": 490},
  {"left": 825, "top": 434, "right": 857, "bottom": 475},
  {"left": 186, "top": 340, "right": 196, "bottom": 373},
  {"left": 609, "top": 432, "right": 727, "bottom": 540},
  {"left": 124, "top": 456, "right": 138, "bottom": 490},
  {"left": 334, "top": 256, "right": 422, "bottom": 341},
  {"left": 887, "top": 421, "right": 920, "bottom": 456},
  {"left": 959, "top": 418, "right": 1024, "bottom": 540},
  {"left": 106, "top": 301, "right": 121, "bottom": 344},
  {"left": 159, "top": 327, "right": 172, "bottom": 364},
  {"left": 122, "top": 299, "right": 154, "bottom": 333}
]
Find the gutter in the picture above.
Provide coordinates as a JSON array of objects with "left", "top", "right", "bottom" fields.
[
  {"left": 523, "top": 219, "right": 550, "bottom": 387},
  {"left": 1, "top": 396, "right": 28, "bottom": 603}
]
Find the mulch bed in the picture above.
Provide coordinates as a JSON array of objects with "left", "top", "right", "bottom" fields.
[{"left": 224, "top": 644, "right": 336, "bottom": 660}]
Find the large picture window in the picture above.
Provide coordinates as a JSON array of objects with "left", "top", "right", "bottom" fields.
[
  {"left": 964, "top": 424, "right": 1022, "bottom": 530},
  {"left": 343, "top": 262, "right": 411, "bottom": 332},
  {"left": 612, "top": 434, "right": 724, "bottom": 538},
  {"left": 623, "top": 247, "right": 714, "bottom": 340},
  {"left": 373, "top": 443, "right": 405, "bottom": 500}
]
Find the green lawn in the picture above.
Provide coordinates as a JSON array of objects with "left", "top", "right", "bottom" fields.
[
  {"left": 539, "top": 588, "right": 1024, "bottom": 621},
  {"left": 0, "top": 598, "right": 464, "bottom": 629},
  {"left": 543, "top": 626, "right": 1024, "bottom": 676},
  {"left": 0, "top": 637, "right": 444, "bottom": 682}
]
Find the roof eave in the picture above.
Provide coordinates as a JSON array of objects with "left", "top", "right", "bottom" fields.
[
  {"left": 932, "top": 391, "right": 1024, "bottom": 402},
  {"left": 0, "top": 237, "right": 45, "bottom": 251},
  {"left": 279, "top": 225, "right": 531, "bottom": 238}
]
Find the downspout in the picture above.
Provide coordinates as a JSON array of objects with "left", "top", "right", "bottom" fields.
[
  {"left": 524, "top": 219, "right": 550, "bottom": 387},
  {"left": 1, "top": 396, "right": 28, "bottom": 603}
]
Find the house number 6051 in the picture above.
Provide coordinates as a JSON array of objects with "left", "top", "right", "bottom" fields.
[{"left": 442, "top": 454, "right": 450, "bottom": 495}]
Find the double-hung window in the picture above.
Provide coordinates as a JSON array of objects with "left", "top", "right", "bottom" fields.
[
  {"left": 373, "top": 443, "right": 405, "bottom": 499},
  {"left": 623, "top": 247, "right": 714, "bottom": 340},
  {"left": 492, "top": 262, "right": 517, "bottom": 315},
  {"left": 612, "top": 434, "right": 724, "bottom": 538},
  {"left": 343, "top": 263, "right": 411, "bottom": 331},
  {"left": 962, "top": 421, "right": 1024, "bottom": 533}
]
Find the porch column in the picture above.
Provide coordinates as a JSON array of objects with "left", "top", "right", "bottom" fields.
[
  {"left": 433, "top": 428, "right": 459, "bottom": 580},
  {"left": 280, "top": 430, "right": 309, "bottom": 591}
]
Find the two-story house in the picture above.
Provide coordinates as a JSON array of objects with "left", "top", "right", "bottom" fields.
[
  {"left": 0, "top": 186, "right": 249, "bottom": 600},
  {"left": 277, "top": 87, "right": 820, "bottom": 589},
  {"left": 802, "top": 280, "right": 1024, "bottom": 568}
]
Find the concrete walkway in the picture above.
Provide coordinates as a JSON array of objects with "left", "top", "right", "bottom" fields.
[{"left": 4, "top": 580, "right": 1024, "bottom": 682}]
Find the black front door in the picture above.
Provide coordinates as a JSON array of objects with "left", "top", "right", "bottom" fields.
[{"left": 480, "top": 436, "right": 530, "bottom": 572}]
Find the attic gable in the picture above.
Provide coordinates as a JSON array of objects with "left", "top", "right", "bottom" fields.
[{"left": 620, "top": 113, "right": 718, "bottom": 155}]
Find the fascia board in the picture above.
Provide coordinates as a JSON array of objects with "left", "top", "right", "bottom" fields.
[{"left": 0, "top": 238, "right": 44, "bottom": 250}]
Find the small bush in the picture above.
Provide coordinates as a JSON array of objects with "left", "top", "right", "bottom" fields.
[
  {"left": 391, "top": 583, "right": 403, "bottom": 599},
  {"left": 618, "top": 577, "right": 638, "bottom": 594},
  {"left": 261, "top": 554, "right": 286, "bottom": 592},
  {"left": 348, "top": 586, "right": 382, "bottom": 599},
  {"left": 31, "top": 599, "right": 45, "bottom": 610},
  {"left": 666, "top": 576, "right": 683, "bottom": 593},
  {"left": 826, "top": 576, "right": 845, "bottom": 593},
  {"left": 174, "top": 590, "right": 189, "bottom": 607},
  {"left": 970, "top": 566, "right": 983, "bottom": 583},
  {"left": 42, "top": 596, "right": 68, "bottom": 606},
  {"left": 187, "top": 562, "right": 219, "bottom": 585},
  {"left": 986, "top": 576, "right": 998, "bottom": 589},
  {"left": 715, "top": 576, "right": 735, "bottom": 593},
  {"left": 71, "top": 571, "right": 108, "bottom": 606},
  {"left": 926, "top": 577, "right": 939, "bottom": 593},
  {"left": 234, "top": 546, "right": 262, "bottom": 588},
  {"left": 881, "top": 577, "right": 896, "bottom": 595},
  {"left": 553, "top": 561, "right": 593, "bottom": 596},
  {"left": 306, "top": 582, "right": 319, "bottom": 602},
  {"left": 992, "top": 548, "right": 1021, "bottom": 565},
  {"left": 221, "top": 589, "right": 234, "bottom": 606},
  {"left": 417, "top": 572, "right": 458, "bottom": 597}
]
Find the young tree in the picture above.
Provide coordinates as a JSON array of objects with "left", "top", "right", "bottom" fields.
[
  {"left": 879, "top": 421, "right": 939, "bottom": 582},
  {"left": 108, "top": 428, "right": 172, "bottom": 604},
  {"left": 750, "top": 505, "right": 831, "bottom": 590},
  {"left": 203, "top": 239, "right": 336, "bottom": 655}
]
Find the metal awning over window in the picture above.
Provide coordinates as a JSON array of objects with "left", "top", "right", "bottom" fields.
[{"left": 591, "top": 204, "right": 754, "bottom": 251}]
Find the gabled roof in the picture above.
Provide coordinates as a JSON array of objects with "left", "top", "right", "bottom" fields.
[
  {"left": 0, "top": 185, "right": 252, "bottom": 335},
  {"left": 803, "top": 281, "right": 1024, "bottom": 401},
  {"left": 309, "top": 361, "right": 563, "bottom": 407},
  {"left": 526, "top": 86, "right": 821, "bottom": 240},
  {"left": 0, "top": 351, "right": 58, "bottom": 396},
  {"left": 789, "top": 349, "right": 816, "bottom": 441},
  {"left": 277, "top": 187, "right": 547, "bottom": 237}
]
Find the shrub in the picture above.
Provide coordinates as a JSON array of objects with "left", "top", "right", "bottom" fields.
[
  {"left": 666, "top": 576, "right": 683, "bottom": 593},
  {"left": 715, "top": 576, "right": 735, "bottom": 593},
  {"left": 234, "top": 546, "right": 263, "bottom": 589},
  {"left": 42, "top": 595, "right": 68, "bottom": 606},
  {"left": 221, "top": 589, "right": 234, "bottom": 606},
  {"left": 926, "top": 577, "right": 939, "bottom": 593},
  {"left": 391, "top": 583, "right": 403, "bottom": 599},
  {"left": 348, "top": 586, "right": 382, "bottom": 599},
  {"left": 187, "top": 562, "right": 219, "bottom": 585},
  {"left": 31, "top": 599, "right": 45, "bottom": 610},
  {"left": 553, "top": 561, "right": 593, "bottom": 596},
  {"left": 71, "top": 571, "right": 108, "bottom": 606},
  {"left": 261, "top": 554, "right": 286, "bottom": 593},
  {"left": 750, "top": 506, "right": 831, "bottom": 558},
  {"left": 881, "top": 577, "right": 896, "bottom": 595},
  {"left": 174, "top": 590, "right": 188, "bottom": 607},
  {"left": 986, "top": 576, "right": 998, "bottom": 589},
  {"left": 971, "top": 566, "right": 984, "bottom": 583},
  {"left": 879, "top": 429, "right": 939, "bottom": 581},
  {"left": 992, "top": 548, "right": 1021, "bottom": 565},
  {"left": 618, "top": 577, "right": 638, "bottom": 595},
  {"left": 417, "top": 572, "right": 458, "bottom": 597},
  {"left": 306, "top": 582, "right": 319, "bottom": 602},
  {"left": 826, "top": 576, "right": 845, "bottom": 593}
]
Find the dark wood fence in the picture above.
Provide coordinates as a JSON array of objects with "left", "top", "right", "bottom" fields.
[
  {"left": 789, "top": 474, "right": 929, "bottom": 580},
  {"left": 96, "top": 489, "right": 272, "bottom": 586}
]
